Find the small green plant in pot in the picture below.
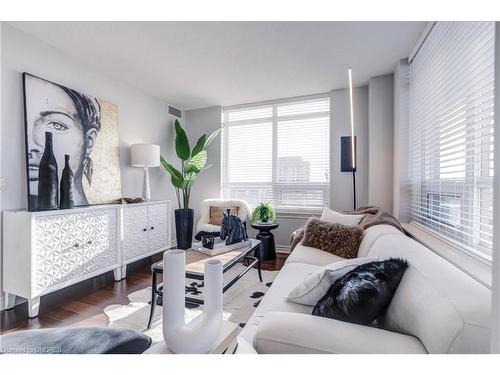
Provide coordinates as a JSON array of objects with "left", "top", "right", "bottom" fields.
[
  {"left": 160, "top": 119, "right": 219, "bottom": 249},
  {"left": 252, "top": 202, "right": 276, "bottom": 223}
]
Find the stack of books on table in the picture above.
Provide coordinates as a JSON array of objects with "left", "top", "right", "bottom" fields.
[{"left": 191, "top": 238, "right": 253, "bottom": 256}]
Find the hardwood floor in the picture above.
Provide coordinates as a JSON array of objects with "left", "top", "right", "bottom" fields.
[{"left": 0, "top": 251, "right": 288, "bottom": 335}]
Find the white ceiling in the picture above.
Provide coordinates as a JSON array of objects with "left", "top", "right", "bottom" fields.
[{"left": 9, "top": 22, "right": 425, "bottom": 110}]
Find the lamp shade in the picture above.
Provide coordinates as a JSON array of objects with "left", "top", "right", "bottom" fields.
[{"left": 131, "top": 144, "right": 160, "bottom": 167}]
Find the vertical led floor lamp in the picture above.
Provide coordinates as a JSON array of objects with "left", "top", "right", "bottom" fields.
[{"left": 341, "top": 67, "right": 357, "bottom": 210}]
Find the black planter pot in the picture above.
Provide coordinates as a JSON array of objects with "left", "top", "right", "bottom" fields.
[{"left": 175, "top": 209, "right": 194, "bottom": 250}]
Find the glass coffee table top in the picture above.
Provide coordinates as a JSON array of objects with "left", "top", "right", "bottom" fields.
[{"left": 151, "top": 238, "right": 261, "bottom": 277}]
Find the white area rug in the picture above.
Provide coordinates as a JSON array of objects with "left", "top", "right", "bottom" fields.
[{"left": 103, "top": 265, "right": 278, "bottom": 344}]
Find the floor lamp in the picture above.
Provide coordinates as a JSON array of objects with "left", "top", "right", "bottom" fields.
[{"left": 340, "top": 67, "right": 357, "bottom": 210}]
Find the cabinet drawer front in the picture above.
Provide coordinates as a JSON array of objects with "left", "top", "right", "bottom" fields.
[
  {"left": 33, "top": 209, "right": 118, "bottom": 293},
  {"left": 122, "top": 205, "right": 148, "bottom": 261},
  {"left": 34, "top": 212, "right": 82, "bottom": 293},
  {"left": 148, "top": 203, "right": 169, "bottom": 251},
  {"left": 79, "top": 210, "right": 118, "bottom": 275}
]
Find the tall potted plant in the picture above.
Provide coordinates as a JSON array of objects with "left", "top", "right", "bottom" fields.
[{"left": 161, "top": 120, "right": 219, "bottom": 249}]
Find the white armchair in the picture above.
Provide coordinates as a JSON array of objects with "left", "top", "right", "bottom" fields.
[{"left": 196, "top": 198, "right": 252, "bottom": 233}]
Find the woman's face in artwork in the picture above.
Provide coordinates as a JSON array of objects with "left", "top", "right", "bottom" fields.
[{"left": 26, "top": 77, "right": 88, "bottom": 185}]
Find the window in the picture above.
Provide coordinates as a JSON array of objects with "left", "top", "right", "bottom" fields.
[
  {"left": 409, "top": 22, "right": 495, "bottom": 259},
  {"left": 221, "top": 95, "right": 330, "bottom": 211}
]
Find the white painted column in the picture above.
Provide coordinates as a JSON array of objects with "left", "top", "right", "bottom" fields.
[
  {"left": 0, "top": 21, "right": 4, "bottom": 311},
  {"left": 368, "top": 74, "right": 394, "bottom": 212},
  {"left": 491, "top": 21, "right": 500, "bottom": 354},
  {"left": 392, "top": 59, "right": 410, "bottom": 222}
]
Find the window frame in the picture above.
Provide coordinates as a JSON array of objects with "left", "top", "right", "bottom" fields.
[{"left": 221, "top": 93, "right": 331, "bottom": 213}]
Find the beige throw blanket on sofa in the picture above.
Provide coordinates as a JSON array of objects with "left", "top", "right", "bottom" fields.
[{"left": 290, "top": 206, "right": 404, "bottom": 252}]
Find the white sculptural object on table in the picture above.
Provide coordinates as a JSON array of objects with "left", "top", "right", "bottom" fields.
[{"left": 162, "top": 249, "right": 223, "bottom": 354}]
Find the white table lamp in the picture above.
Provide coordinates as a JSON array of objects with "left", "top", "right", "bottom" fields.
[{"left": 131, "top": 143, "right": 160, "bottom": 200}]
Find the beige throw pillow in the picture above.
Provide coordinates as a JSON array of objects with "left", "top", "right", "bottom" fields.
[
  {"left": 287, "top": 257, "right": 375, "bottom": 306},
  {"left": 302, "top": 217, "right": 363, "bottom": 259},
  {"left": 209, "top": 206, "right": 239, "bottom": 226},
  {"left": 320, "top": 206, "right": 364, "bottom": 226}
]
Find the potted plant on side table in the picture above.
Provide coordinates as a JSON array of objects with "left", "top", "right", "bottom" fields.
[
  {"left": 251, "top": 202, "right": 278, "bottom": 261},
  {"left": 160, "top": 119, "right": 219, "bottom": 249},
  {"left": 251, "top": 202, "right": 276, "bottom": 223}
]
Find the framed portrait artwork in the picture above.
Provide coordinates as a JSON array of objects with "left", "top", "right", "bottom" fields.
[{"left": 23, "top": 73, "right": 122, "bottom": 211}]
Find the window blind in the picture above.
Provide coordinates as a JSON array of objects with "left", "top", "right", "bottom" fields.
[
  {"left": 222, "top": 95, "right": 330, "bottom": 211},
  {"left": 409, "top": 22, "right": 495, "bottom": 259}
]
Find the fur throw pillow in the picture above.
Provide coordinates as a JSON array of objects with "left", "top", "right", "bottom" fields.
[
  {"left": 302, "top": 217, "right": 363, "bottom": 258},
  {"left": 312, "top": 258, "right": 409, "bottom": 325}
]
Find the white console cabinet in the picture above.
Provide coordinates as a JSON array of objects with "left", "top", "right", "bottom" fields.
[
  {"left": 2, "top": 200, "right": 171, "bottom": 317},
  {"left": 121, "top": 202, "right": 170, "bottom": 278}
]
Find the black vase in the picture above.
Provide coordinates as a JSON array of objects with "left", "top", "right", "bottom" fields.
[
  {"left": 37, "top": 132, "right": 59, "bottom": 210},
  {"left": 59, "top": 154, "right": 74, "bottom": 209},
  {"left": 175, "top": 209, "right": 194, "bottom": 250}
]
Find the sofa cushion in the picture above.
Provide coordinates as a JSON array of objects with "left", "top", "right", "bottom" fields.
[
  {"left": 286, "top": 257, "right": 374, "bottom": 306},
  {"left": 357, "top": 224, "right": 404, "bottom": 257},
  {"left": 254, "top": 311, "right": 427, "bottom": 354},
  {"left": 239, "top": 262, "right": 317, "bottom": 345},
  {"left": 367, "top": 234, "right": 491, "bottom": 353},
  {"left": 286, "top": 243, "right": 346, "bottom": 266},
  {"left": 287, "top": 225, "right": 399, "bottom": 267},
  {"left": 302, "top": 218, "right": 363, "bottom": 259},
  {"left": 320, "top": 207, "right": 364, "bottom": 226}
]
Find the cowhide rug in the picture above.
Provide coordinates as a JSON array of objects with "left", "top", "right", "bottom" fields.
[{"left": 103, "top": 264, "right": 278, "bottom": 344}]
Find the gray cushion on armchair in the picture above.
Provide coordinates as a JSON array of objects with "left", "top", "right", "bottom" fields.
[{"left": 0, "top": 327, "right": 151, "bottom": 354}]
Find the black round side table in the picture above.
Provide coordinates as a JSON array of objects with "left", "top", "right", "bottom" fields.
[{"left": 251, "top": 222, "right": 279, "bottom": 261}]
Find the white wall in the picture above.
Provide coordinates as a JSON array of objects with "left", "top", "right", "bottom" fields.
[
  {"left": 393, "top": 59, "right": 411, "bottom": 222},
  {"left": 368, "top": 74, "right": 394, "bottom": 212},
  {"left": 330, "top": 86, "right": 370, "bottom": 211},
  {"left": 184, "top": 106, "right": 222, "bottom": 224},
  {"left": 0, "top": 22, "right": 3, "bottom": 309},
  {"left": 0, "top": 24, "right": 178, "bottom": 309}
]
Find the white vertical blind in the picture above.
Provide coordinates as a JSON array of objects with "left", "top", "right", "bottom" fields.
[
  {"left": 409, "top": 22, "right": 495, "bottom": 259},
  {"left": 222, "top": 95, "right": 330, "bottom": 210}
]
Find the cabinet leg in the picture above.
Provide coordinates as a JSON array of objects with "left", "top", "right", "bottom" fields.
[
  {"left": 121, "top": 265, "right": 127, "bottom": 279},
  {"left": 113, "top": 267, "right": 122, "bottom": 281},
  {"left": 4, "top": 292, "right": 16, "bottom": 309},
  {"left": 28, "top": 297, "right": 40, "bottom": 318}
]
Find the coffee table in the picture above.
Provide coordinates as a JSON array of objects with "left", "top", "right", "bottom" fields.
[
  {"left": 144, "top": 320, "right": 240, "bottom": 354},
  {"left": 147, "top": 239, "right": 262, "bottom": 329}
]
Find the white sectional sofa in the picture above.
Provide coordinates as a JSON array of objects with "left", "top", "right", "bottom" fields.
[{"left": 239, "top": 225, "right": 491, "bottom": 354}]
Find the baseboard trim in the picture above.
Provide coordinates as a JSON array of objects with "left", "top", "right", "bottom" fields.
[{"left": 276, "top": 245, "right": 290, "bottom": 254}]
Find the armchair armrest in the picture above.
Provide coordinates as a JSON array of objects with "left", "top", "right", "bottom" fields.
[{"left": 254, "top": 312, "right": 427, "bottom": 354}]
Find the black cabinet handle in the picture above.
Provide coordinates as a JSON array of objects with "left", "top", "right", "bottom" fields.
[
  {"left": 87, "top": 240, "right": 93, "bottom": 245},
  {"left": 74, "top": 243, "right": 80, "bottom": 248},
  {"left": 150, "top": 226, "right": 155, "bottom": 230},
  {"left": 143, "top": 228, "right": 147, "bottom": 232}
]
